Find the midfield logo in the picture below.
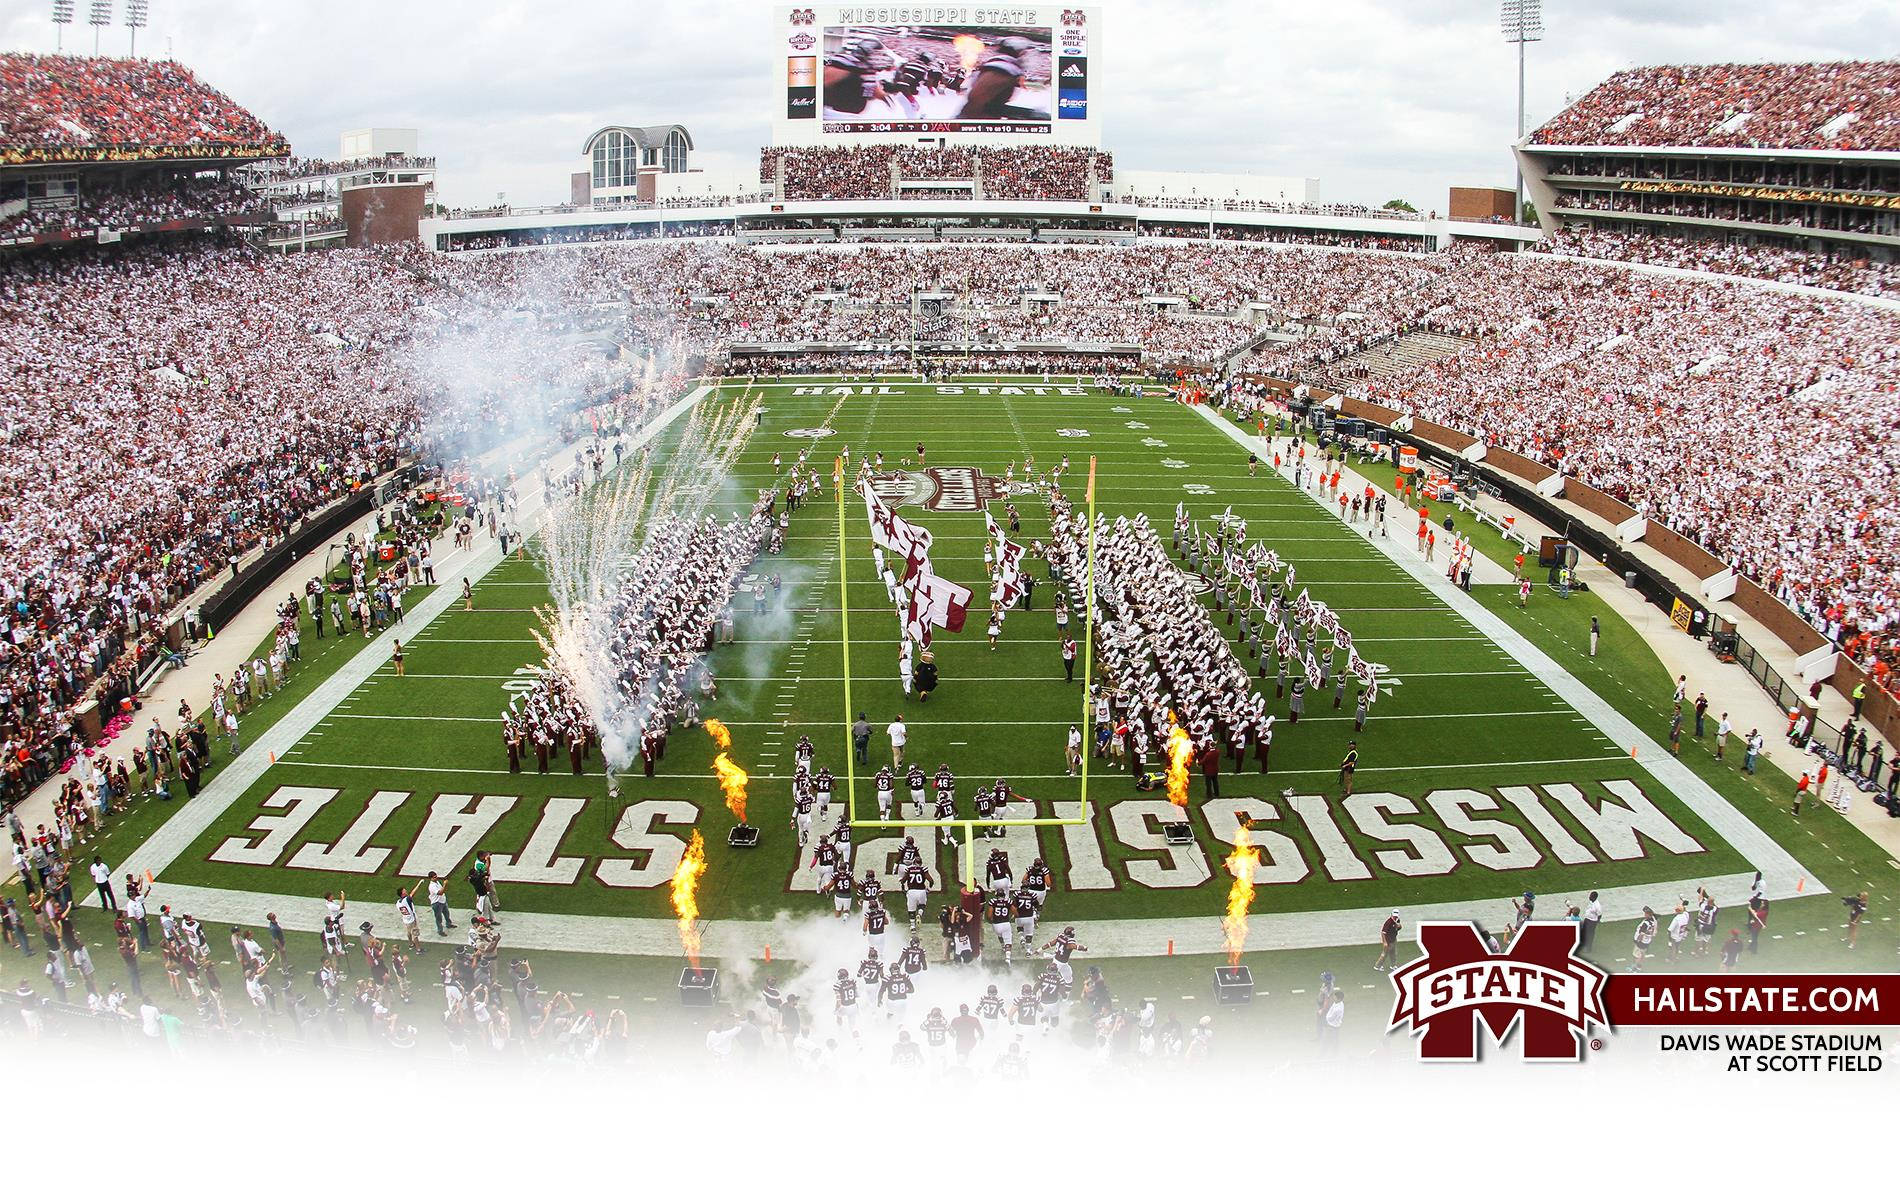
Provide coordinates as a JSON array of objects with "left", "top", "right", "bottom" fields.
[
  {"left": 867, "top": 466, "right": 1006, "bottom": 513},
  {"left": 1389, "top": 921, "right": 1610, "bottom": 1062}
]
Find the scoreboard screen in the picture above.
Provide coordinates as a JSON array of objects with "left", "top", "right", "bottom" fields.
[{"left": 775, "top": 6, "right": 1100, "bottom": 145}]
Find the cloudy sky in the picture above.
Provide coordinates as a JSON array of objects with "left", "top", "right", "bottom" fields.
[{"left": 7, "top": 1, "right": 1895, "bottom": 209}]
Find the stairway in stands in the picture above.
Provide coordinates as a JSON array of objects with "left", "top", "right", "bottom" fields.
[{"left": 1320, "top": 330, "right": 1474, "bottom": 390}]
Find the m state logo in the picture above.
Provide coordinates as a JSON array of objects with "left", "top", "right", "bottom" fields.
[
  {"left": 1061, "top": 9, "right": 1088, "bottom": 25},
  {"left": 867, "top": 466, "right": 1007, "bottom": 513},
  {"left": 789, "top": 8, "right": 815, "bottom": 25},
  {"left": 1389, "top": 921, "right": 1610, "bottom": 1062}
]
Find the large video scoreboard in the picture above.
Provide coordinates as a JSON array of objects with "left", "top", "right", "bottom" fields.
[{"left": 773, "top": 5, "right": 1101, "bottom": 145}]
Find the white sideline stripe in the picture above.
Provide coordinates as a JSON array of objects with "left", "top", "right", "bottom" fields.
[
  {"left": 389, "top": 667, "right": 1540, "bottom": 683},
  {"left": 263, "top": 753, "right": 1635, "bottom": 779},
  {"left": 413, "top": 634, "right": 1487, "bottom": 646},
  {"left": 118, "top": 869, "right": 1776, "bottom": 959},
  {"left": 320, "top": 708, "right": 1576, "bottom": 728},
  {"left": 1188, "top": 401, "right": 1818, "bottom": 898},
  {"left": 122, "top": 386, "right": 713, "bottom": 881}
]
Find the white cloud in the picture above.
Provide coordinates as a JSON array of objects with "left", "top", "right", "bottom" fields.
[{"left": 4, "top": 0, "right": 1894, "bottom": 210}]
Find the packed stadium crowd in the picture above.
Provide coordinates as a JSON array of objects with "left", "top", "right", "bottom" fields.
[
  {"left": 1535, "top": 226, "right": 1900, "bottom": 297},
  {"left": 0, "top": 233, "right": 679, "bottom": 792},
  {"left": 0, "top": 54, "right": 286, "bottom": 163},
  {"left": 762, "top": 145, "right": 1107, "bottom": 201},
  {"left": 241, "top": 154, "right": 436, "bottom": 182},
  {"left": 1529, "top": 60, "right": 1900, "bottom": 151},
  {"left": 1249, "top": 250, "right": 1900, "bottom": 683},
  {"left": 0, "top": 176, "right": 262, "bottom": 242},
  {"left": 7, "top": 214, "right": 1900, "bottom": 767},
  {"left": 1106, "top": 195, "right": 1431, "bottom": 222}
]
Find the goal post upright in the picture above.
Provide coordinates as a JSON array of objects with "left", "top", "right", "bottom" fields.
[
  {"left": 836, "top": 455, "right": 856, "bottom": 825},
  {"left": 836, "top": 414, "right": 1102, "bottom": 896},
  {"left": 1080, "top": 455, "right": 1097, "bottom": 830}
]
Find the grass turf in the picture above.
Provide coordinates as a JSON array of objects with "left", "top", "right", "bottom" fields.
[{"left": 129, "top": 381, "right": 1887, "bottom": 945}]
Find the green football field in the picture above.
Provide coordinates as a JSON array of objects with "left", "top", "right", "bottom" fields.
[{"left": 117, "top": 377, "right": 1871, "bottom": 956}]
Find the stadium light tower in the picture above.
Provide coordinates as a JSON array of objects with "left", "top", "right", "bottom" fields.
[
  {"left": 88, "top": 0, "right": 111, "bottom": 55},
  {"left": 1500, "top": 0, "right": 1543, "bottom": 222},
  {"left": 126, "top": 0, "right": 148, "bottom": 57},
  {"left": 52, "top": 0, "right": 75, "bottom": 52}
]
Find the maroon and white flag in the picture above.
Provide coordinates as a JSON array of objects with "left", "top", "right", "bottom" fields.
[
  {"left": 901, "top": 584, "right": 934, "bottom": 647},
  {"left": 993, "top": 539, "right": 1027, "bottom": 606},
  {"left": 912, "top": 569, "right": 973, "bottom": 634},
  {"left": 861, "top": 484, "right": 933, "bottom": 577}
]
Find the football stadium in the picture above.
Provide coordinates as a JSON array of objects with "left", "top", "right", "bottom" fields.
[{"left": 3, "top": 3, "right": 1899, "bottom": 1105}]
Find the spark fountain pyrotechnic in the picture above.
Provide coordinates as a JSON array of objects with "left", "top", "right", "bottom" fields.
[
  {"left": 531, "top": 391, "right": 764, "bottom": 783},
  {"left": 703, "top": 718, "right": 758, "bottom": 846},
  {"left": 672, "top": 829, "right": 716, "bottom": 1004}
]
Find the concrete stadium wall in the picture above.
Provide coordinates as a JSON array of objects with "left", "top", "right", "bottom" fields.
[{"left": 1644, "top": 520, "right": 1728, "bottom": 581}]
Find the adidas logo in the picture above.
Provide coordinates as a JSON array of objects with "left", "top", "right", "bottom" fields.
[{"left": 1062, "top": 63, "right": 1084, "bottom": 78}]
